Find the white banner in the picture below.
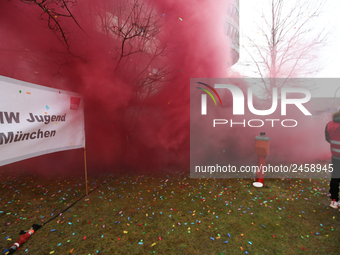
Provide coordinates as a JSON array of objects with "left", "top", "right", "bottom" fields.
[{"left": 0, "top": 75, "right": 85, "bottom": 166}]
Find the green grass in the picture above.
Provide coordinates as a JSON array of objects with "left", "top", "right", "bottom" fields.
[{"left": 0, "top": 169, "right": 339, "bottom": 254}]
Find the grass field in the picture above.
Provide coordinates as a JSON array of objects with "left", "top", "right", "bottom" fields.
[{"left": 1, "top": 168, "right": 339, "bottom": 254}]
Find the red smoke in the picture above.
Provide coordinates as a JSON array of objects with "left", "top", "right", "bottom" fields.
[
  {"left": 0, "top": 0, "right": 330, "bottom": 177},
  {"left": 0, "top": 0, "right": 231, "bottom": 174}
]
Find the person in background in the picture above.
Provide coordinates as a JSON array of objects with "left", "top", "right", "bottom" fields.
[{"left": 325, "top": 110, "right": 340, "bottom": 210}]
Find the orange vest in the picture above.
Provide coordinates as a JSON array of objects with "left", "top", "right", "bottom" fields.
[{"left": 327, "top": 120, "right": 340, "bottom": 157}]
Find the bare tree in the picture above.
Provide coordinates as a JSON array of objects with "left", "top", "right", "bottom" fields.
[
  {"left": 17, "top": 0, "right": 169, "bottom": 99},
  {"left": 239, "top": 0, "right": 330, "bottom": 98},
  {"left": 89, "top": 0, "right": 171, "bottom": 143},
  {"left": 20, "top": 0, "right": 86, "bottom": 50},
  {"left": 89, "top": 0, "right": 170, "bottom": 100},
  {"left": 110, "top": 0, "right": 169, "bottom": 99},
  {"left": 15, "top": 0, "right": 169, "bottom": 101}
]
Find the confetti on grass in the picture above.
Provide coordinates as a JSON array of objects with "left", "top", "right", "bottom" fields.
[{"left": 0, "top": 171, "right": 336, "bottom": 254}]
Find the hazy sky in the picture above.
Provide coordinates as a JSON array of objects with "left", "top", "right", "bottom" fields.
[{"left": 233, "top": 0, "right": 340, "bottom": 97}]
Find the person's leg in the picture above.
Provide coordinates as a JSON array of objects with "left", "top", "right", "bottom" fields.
[
  {"left": 330, "top": 178, "right": 340, "bottom": 201},
  {"left": 329, "top": 157, "right": 340, "bottom": 207}
]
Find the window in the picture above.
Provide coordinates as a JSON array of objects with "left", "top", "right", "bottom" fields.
[
  {"left": 230, "top": 4, "right": 234, "bottom": 16},
  {"left": 229, "top": 26, "right": 233, "bottom": 37},
  {"left": 233, "top": 7, "right": 239, "bottom": 22},
  {"left": 225, "top": 22, "right": 230, "bottom": 35}
]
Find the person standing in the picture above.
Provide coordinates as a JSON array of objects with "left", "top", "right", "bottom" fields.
[{"left": 325, "top": 110, "right": 340, "bottom": 209}]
